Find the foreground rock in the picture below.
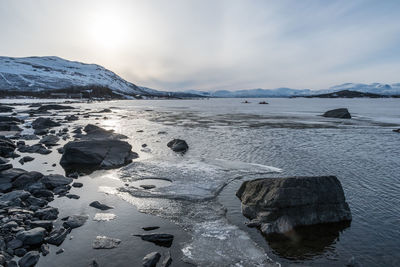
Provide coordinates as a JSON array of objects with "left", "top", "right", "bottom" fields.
[
  {"left": 60, "top": 125, "right": 138, "bottom": 174},
  {"left": 167, "top": 139, "right": 189, "bottom": 153},
  {"left": 92, "top": 236, "right": 121, "bottom": 249},
  {"left": 133, "top": 233, "right": 174, "bottom": 247},
  {"left": 236, "top": 176, "right": 352, "bottom": 234},
  {"left": 18, "top": 251, "right": 40, "bottom": 267},
  {"left": 322, "top": 108, "right": 351, "bottom": 119},
  {"left": 143, "top": 252, "right": 161, "bottom": 267}
]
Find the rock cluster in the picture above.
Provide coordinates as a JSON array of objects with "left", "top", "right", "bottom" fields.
[{"left": 0, "top": 167, "right": 86, "bottom": 266}]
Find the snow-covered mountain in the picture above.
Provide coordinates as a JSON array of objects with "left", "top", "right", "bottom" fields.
[
  {"left": 0, "top": 56, "right": 162, "bottom": 97},
  {"left": 186, "top": 83, "right": 400, "bottom": 97}
]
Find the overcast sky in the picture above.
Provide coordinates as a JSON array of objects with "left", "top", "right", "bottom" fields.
[{"left": 1, "top": 0, "right": 400, "bottom": 91}]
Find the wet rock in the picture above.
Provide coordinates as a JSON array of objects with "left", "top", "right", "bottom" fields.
[
  {"left": 60, "top": 139, "right": 137, "bottom": 175},
  {"left": 157, "top": 131, "right": 167, "bottom": 135},
  {"left": 14, "top": 248, "right": 27, "bottom": 257},
  {"left": 39, "top": 135, "right": 60, "bottom": 146},
  {"left": 46, "top": 227, "right": 69, "bottom": 246},
  {"left": 0, "top": 190, "right": 30, "bottom": 202},
  {"left": 34, "top": 128, "right": 48, "bottom": 136},
  {"left": 63, "top": 214, "right": 89, "bottom": 229},
  {"left": 57, "top": 147, "right": 64, "bottom": 154},
  {"left": 0, "top": 137, "right": 16, "bottom": 157},
  {"left": 34, "top": 207, "right": 59, "bottom": 220},
  {"left": 142, "top": 226, "right": 160, "bottom": 231},
  {"left": 0, "top": 156, "right": 9, "bottom": 164},
  {"left": 27, "top": 196, "right": 48, "bottom": 207},
  {"left": 56, "top": 248, "right": 64, "bottom": 254},
  {"left": 0, "top": 105, "right": 13, "bottom": 112},
  {"left": 6, "top": 239, "right": 23, "bottom": 250},
  {"left": 30, "top": 220, "right": 53, "bottom": 231},
  {"left": 236, "top": 176, "right": 352, "bottom": 234},
  {"left": 40, "top": 174, "right": 72, "bottom": 189},
  {"left": 0, "top": 168, "right": 27, "bottom": 183},
  {"left": 16, "top": 227, "right": 46, "bottom": 246},
  {"left": 142, "top": 252, "right": 161, "bottom": 267},
  {"left": 18, "top": 156, "right": 35, "bottom": 165},
  {"left": 37, "top": 104, "right": 74, "bottom": 112},
  {"left": 322, "top": 108, "right": 351, "bottom": 119},
  {"left": 65, "top": 115, "right": 78, "bottom": 121},
  {"left": 167, "top": 139, "right": 189, "bottom": 153},
  {"left": 32, "top": 189, "right": 54, "bottom": 200},
  {"left": 66, "top": 194, "right": 80, "bottom": 199},
  {"left": 89, "top": 201, "right": 113, "bottom": 211},
  {"left": 92, "top": 236, "right": 121, "bottom": 249},
  {"left": 40, "top": 243, "right": 50, "bottom": 256},
  {"left": 18, "top": 144, "right": 51, "bottom": 154},
  {"left": 12, "top": 171, "right": 43, "bottom": 189},
  {"left": 161, "top": 251, "right": 173, "bottom": 267},
  {"left": 81, "top": 124, "right": 128, "bottom": 140},
  {"left": 98, "top": 108, "right": 111, "bottom": 113},
  {"left": 133, "top": 233, "right": 174, "bottom": 247},
  {"left": 0, "top": 163, "right": 12, "bottom": 171},
  {"left": 32, "top": 117, "right": 61, "bottom": 129},
  {"left": 72, "top": 182, "right": 83, "bottom": 188},
  {"left": 18, "top": 251, "right": 39, "bottom": 267},
  {"left": 393, "top": 128, "right": 400, "bottom": 133}
]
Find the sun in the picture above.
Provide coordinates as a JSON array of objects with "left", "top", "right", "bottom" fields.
[{"left": 86, "top": 8, "right": 130, "bottom": 50}]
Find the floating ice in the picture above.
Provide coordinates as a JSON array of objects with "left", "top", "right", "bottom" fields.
[{"left": 93, "top": 213, "right": 116, "bottom": 221}]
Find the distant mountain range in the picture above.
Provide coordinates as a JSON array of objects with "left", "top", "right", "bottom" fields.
[
  {"left": 1, "top": 56, "right": 399, "bottom": 99},
  {"left": 0, "top": 56, "right": 195, "bottom": 99},
  {"left": 185, "top": 83, "right": 400, "bottom": 97}
]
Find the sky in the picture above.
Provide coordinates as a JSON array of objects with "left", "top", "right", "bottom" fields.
[{"left": 0, "top": 0, "right": 400, "bottom": 91}]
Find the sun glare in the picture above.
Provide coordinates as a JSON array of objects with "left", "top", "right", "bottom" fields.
[{"left": 87, "top": 8, "right": 130, "bottom": 50}]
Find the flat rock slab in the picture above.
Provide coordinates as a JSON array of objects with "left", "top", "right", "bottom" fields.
[
  {"left": 133, "top": 233, "right": 174, "bottom": 248},
  {"left": 92, "top": 236, "right": 121, "bottom": 249},
  {"left": 236, "top": 176, "right": 352, "bottom": 234},
  {"left": 63, "top": 214, "right": 89, "bottom": 229}
]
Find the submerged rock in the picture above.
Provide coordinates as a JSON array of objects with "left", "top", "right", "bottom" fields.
[
  {"left": 89, "top": 201, "right": 113, "bottom": 211},
  {"left": 63, "top": 215, "right": 89, "bottom": 229},
  {"left": 133, "top": 233, "right": 174, "bottom": 248},
  {"left": 167, "top": 139, "right": 189, "bottom": 153},
  {"left": 322, "top": 108, "right": 351, "bottom": 119},
  {"left": 92, "top": 236, "right": 121, "bottom": 249},
  {"left": 142, "top": 252, "right": 161, "bottom": 267},
  {"left": 236, "top": 176, "right": 352, "bottom": 234}
]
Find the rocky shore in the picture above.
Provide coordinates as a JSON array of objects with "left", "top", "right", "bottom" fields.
[{"left": 0, "top": 102, "right": 183, "bottom": 267}]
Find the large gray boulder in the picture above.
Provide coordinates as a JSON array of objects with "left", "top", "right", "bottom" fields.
[
  {"left": 322, "top": 108, "right": 351, "bottom": 119},
  {"left": 60, "top": 139, "right": 137, "bottom": 174},
  {"left": 236, "top": 176, "right": 352, "bottom": 234}
]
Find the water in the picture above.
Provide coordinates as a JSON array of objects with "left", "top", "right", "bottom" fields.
[
  {"left": 102, "top": 98, "right": 399, "bottom": 267},
  {"left": 3, "top": 98, "right": 400, "bottom": 266}
]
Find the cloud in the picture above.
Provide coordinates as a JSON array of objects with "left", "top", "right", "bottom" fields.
[{"left": 0, "top": 0, "right": 400, "bottom": 90}]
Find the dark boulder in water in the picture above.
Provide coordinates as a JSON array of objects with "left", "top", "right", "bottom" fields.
[
  {"left": 236, "top": 176, "right": 352, "bottom": 234},
  {"left": 167, "top": 139, "right": 189, "bottom": 153},
  {"left": 89, "top": 201, "right": 113, "bottom": 210},
  {"left": 60, "top": 139, "right": 137, "bottom": 175},
  {"left": 322, "top": 108, "right": 351, "bottom": 119},
  {"left": 37, "top": 104, "right": 74, "bottom": 112},
  {"left": 133, "top": 233, "right": 174, "bottom": 247}
]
